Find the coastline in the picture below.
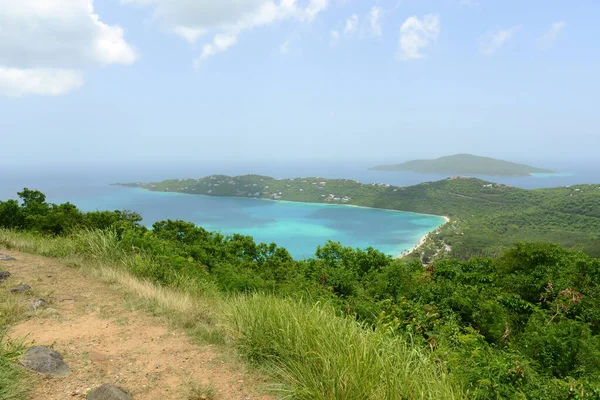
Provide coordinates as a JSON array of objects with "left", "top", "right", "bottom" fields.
[
  {"left": 397, "top": 216, "right": 450, "bottom": 259},
  {"left": 122, "top": 186, "right": 451, "bottom": 258},
  {"left": 125, "top": 186, "right": 450, "bottom": 221}
]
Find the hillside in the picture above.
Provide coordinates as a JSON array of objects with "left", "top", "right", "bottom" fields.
[
  {"left": 2, "top": 196, "right": 600, "bottom": 399},
  {"left": 118, "top": 174, "right": 600, "bottom": 259},
  {"left": 0, "top": 249, "right": 273, "bottom": 400},
  {"left": 369, "top": 154, "right": 556, "bottom": 176},
  {"left": 0, "top": 231, "right": 461, "bottom": 400}
]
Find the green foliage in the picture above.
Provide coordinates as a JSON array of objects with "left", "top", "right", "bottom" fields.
[
  {"left": 227, "top": 295, "right": 460, "bottom": 399},
  {"left": 0, "top": 188, "right": 142, "bottom": 235},
  {"left": 1, "top": 277, "right": 32, "bottom": 399},
  {"left": 2, "top": 189, "right": 600, "bottom": 398},
  {"left": 0, "top": 335, "right": 29, "bottom": 400}
]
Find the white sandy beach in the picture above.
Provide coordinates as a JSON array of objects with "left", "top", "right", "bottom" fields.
[{"left": 398, "top": 216, "right": 450, "bottom": 258}]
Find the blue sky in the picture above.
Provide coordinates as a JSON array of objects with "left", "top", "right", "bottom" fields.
[{"left": 1, "top": 0, "right": 599, "bottom": 167}]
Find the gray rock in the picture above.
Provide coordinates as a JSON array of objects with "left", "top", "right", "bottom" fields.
[
  {"left": 10, "top": 284, "right": 31, "bottom": 293},
  {"left": 19, "top": 346, "right": 71, "bottom": 377},
  {"left": 0, "top": 255, "right": 15, "bottom": 261},
  {"left": 20, "top": 298, "right": 48, "bottom": 311},
  {"left": 0, "top": 271, "right": 10, "bottom": 282},
  {"left": 87, "top": 384, "right": 133, "bottom": 400}
]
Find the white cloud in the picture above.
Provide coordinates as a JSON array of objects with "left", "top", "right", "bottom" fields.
[
  {"left": 0, "top": 0, "right": 136, "bottom": 96},
  {"left": 280, "top": 40, "right": 290, "bottom": 54},
  {"left": 330, "top": 30, "right": 340, "bottom": 45},
  {"left": 344, "top": 14, "right": 359, "bottom": 35},
  {"left": 124, "top": 0, "right": 329, "bottom": 64},
  {"left": 0, "top": 68, "right": 84, "bottom": 97},
  {"left": 306, "top": 0, "right": 328, "bottom": 21},
  {"left": 397, "top": 14, "right": 440, "bottom": 61},
  {"left": 197, "top": 33, "right": 239, "bottom": 64},
  {"left": 540, "top": 21, "right": 566, "bottom": 49},
  {"left": 480, "top": 26, "right": 520, "bottom": 55},
  {"left": 369, "top": 7, "right": 383, "bottom": 37}
]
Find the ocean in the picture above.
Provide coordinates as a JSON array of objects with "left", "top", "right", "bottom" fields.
[{"left": 1, "top": 160, "right": 599, "bottom": 259}]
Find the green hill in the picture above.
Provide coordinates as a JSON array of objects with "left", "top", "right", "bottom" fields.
[
  {"left": 3, "top": 187, "right": 600, "bottom": 399},
  {"left": 370, "top": 154, "right": 556, "bottom": 176},
  {"left": 117, "top": 174, "right": 600, "bottom": 259}
]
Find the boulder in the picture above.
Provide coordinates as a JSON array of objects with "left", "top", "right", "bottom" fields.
[
  {"left": 10, "top": 284, "right": 31, "bottom": 294},
  {"left": 87, "top": 384, "right": 133, "bottom": 400},
  {"left": 19, "top": 346, "right": 71, "bottom": 377},
  {"left": 0, "top": 271, "right": 10, "bottom": 282},
  {"left": 21, "top": 298, "right": 49, "bottom": 311},
  {"left": 0, "top": 255, "right": 15, "bottom": 261}
]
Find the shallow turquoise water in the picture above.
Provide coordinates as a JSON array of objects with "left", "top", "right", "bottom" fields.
[
  {"left": 46, "top": 186, "right": 445, "bottom": 259},
  {"left": 3, "top": 162, "right": 597, "bottom": 258}
]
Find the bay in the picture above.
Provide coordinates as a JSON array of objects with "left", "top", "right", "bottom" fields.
[
  {"left": 50, "top": 185, "right": 445, "bottom": 259},
  {"left": 2, "top": 159, "right": 598, "bottom": 259}
]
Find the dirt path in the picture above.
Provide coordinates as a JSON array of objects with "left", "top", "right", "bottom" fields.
[{"left": 0, "top": 249, "right": 274, "bottom": 400}]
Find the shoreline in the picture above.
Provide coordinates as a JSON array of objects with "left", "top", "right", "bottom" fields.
[
  {"left": 397, "top": 216, "right": 450, "bottom": 259},
  {"left": 124, "top": 186, "right": 451, "bottom": 259},
  {"left": 125, "top": 186, "right": 450, "bottom": 220}
]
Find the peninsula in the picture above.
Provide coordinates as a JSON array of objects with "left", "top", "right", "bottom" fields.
[
  {"left": 117, "top": 174, "right": 600, "bottom": 261},
  {"left": 369, "top": 154, "right": 556, "bottom": 176}
]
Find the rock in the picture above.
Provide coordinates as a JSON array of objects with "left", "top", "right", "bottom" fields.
[
  {"left": 10, "top": 284, "right": 31, "bottom": 293},
  {"left": 0, "top": 271, "right": 10, "bottom": 282},
  {"left": 0, "top": 255, "right": 15, "bottom": 261},
  {"left": 87, "top": 384, "right": 133, "bottom": 400},
  {"left": 19, "top": 346, "right": 71, "bottom": 377},
  {"left": 20, "top": 298, "right": 48, "bottom": 311}
]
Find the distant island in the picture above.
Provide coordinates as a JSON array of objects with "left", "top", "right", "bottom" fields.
[{"left": 369, "top": 154, "right": 556, "bottom": 176}]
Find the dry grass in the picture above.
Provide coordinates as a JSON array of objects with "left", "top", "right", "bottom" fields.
[
  {"left": 94, "top": 265, "right": 212, "bottom": 321},
  {"left": 90, "top": 264, "right": 225, "bottom": 344},
  {"left": 186, "top": 382, "right": 217, "bottom": 400},
  {"left": 1, "top": 228, "right": 464, "bottom": 399}
]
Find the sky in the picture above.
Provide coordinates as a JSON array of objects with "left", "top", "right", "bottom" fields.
[{"left": 1, "top": 0, "right": 599, "bottom": 167}]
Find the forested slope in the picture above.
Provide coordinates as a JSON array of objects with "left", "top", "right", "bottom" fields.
[{"left": 1, "top": 189, "right": 600, "bottom": 398}]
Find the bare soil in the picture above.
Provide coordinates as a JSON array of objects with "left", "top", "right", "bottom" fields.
[{"left": 1, "top": 249, "right": 274, "bottom": 400}]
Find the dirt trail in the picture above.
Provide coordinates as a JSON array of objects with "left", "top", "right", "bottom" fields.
[{"left": 0, "top": 249, "right": 274, "bottom": 400}]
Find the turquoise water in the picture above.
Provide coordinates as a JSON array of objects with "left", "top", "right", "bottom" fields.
[
  {"left": 44, "top": 186, "right": 445, "bottom": 259},
  {"left": 4, "top": 161, "right": 598, "bottom": 259},
  {"left": 530, "top": 172, "right": 575, "bottom": 178},
  {"left": 3, "top": 162, "right": 598, "bottom": 259}
]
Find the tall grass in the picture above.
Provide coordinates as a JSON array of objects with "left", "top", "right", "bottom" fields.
[
  {"left": 0, "top": 229, "right": 77, "bottom": 258},
  {"left": 227, "top": 295, "right": 461, "bottom": 399},
  {"left": 0, "top": 228, "right": 221, "bottom": 332},
  {"left": 1, "top": 273, "right": 33, "bottom": 399},
  {"left": 0, "top": 334, "right": 29, "bottom": 400},
  {"left": 0, "top": 228, "right": 463, "bottom": 399}
]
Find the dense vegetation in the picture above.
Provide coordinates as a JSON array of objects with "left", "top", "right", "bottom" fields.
[
  {"left": 1, "top": 189, "right": 600, "bottom": 398},
  {"left": 369, "top": 154, "right": 555, "bottom": 176},
  {"left": 120, "top": 174, "right": 600, "bottom": 259}
]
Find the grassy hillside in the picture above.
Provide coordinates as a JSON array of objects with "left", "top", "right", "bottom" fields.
[
  {"left": 0, "top": 229, "right": 460, "bottom": 400},
  {"left": 1, "top": 190, "right": 600, "bottom": 398},
  {"left": 369, "top": 154, "right": 556, "bottom": 176},
  {"left": 119, "top": 175, "right": 600, "bottom": 259},
  {"left": 0, "top": 193, "right": 600, "bottom": 400}
]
